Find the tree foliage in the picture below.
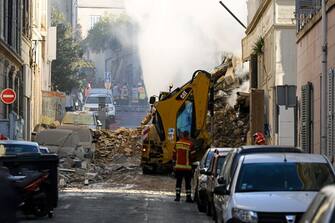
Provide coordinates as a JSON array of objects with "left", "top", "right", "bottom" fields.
[
  {"left": 51, "top": 9, "right": 94, "bottom": 92},
  {"left": 85, "top": 14, "right": 134, "bottom": 53}
]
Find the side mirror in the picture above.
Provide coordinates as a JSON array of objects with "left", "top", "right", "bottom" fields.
[
  {"left": 214, "top": 185, "right": 229, "bottom": 195},
  {"left": 217, "top": 177, "right": 225, "bottom": 185},
  {"left": 149, "top": 96, "right": 156, "bottom": 104}
]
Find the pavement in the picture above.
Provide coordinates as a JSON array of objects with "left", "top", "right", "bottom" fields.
[{"left": 20, "top": 190, "right": 212, "bottom": 223}]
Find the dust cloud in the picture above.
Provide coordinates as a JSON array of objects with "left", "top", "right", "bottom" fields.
[{"left": 124, "top": 0, "right": 247, "bottom": 96}]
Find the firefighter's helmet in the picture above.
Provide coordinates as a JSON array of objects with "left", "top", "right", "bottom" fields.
[{"left": 253, "top": 132, "right": 266, "bottom": 145}]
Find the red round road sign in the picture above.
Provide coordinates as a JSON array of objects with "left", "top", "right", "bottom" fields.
[{"left": 0, "top": 88, "right": 16, "bottom": 105}]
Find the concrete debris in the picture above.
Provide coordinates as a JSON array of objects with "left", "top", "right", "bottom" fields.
[
  {"left": 210, "top": 58, "right": 250, "bottom": 148},
  {"left": 58, "top": 127, "right": 143, "bottom": 189}
]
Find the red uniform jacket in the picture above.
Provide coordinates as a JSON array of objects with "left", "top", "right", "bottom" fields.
[{"left": 173, "top": 138, "right": 195, "bottom": 171}]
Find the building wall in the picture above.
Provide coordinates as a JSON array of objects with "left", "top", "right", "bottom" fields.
[
  {"left": 31, "top": 0, "right": 55, "bottom": 129},
  {"left": 247, "top": 0, "right": 262, "bottom": 25},
  {"left": 242, "top": 0, "right": 296, "bottom": 145},
  {"left": 297, "top": 5, "right": 335, "bottom": 153},
  {"left": 77, "top": 0, "right": 125, "bottom": 38}
]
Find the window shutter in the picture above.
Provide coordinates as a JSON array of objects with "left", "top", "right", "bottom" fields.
[
  {"left": 301, "top": 83, "right": 312, "bottom": 152},
  {"left": 327, "top": 69, "right": 335, "bottom": 157}
]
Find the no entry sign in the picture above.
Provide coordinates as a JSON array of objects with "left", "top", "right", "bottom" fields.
[{"left": 0, "top": 88, "right": 16, "bottom": 105}]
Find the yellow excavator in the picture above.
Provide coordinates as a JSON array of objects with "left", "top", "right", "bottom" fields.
[{"left": 141, "top": 58, "right": 232, "bottom": 173}]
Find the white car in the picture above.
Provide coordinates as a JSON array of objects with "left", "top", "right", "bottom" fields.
[
  {"left": 213, "top": 146, "right": 335, "bottom": 223},
  {"left": 84, "top": 94, "right": 116, "bottom": 123}
]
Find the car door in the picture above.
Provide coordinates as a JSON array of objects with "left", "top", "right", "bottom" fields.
[
  {"left": 214, "top": 152, "right": 235, "bottom": 223},
  {"left": 208, "top": 156, "right": 218, "bottom": 201},
  {"left": 221, "top": 152, "right": 239, "bottom": 222}
]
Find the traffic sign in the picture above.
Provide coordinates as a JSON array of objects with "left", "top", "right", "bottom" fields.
[{"left": 0, "top": 88, "right": 16, "bottom": 104}]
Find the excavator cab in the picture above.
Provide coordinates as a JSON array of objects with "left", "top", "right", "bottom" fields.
[{"left": 141, "top": 58, "right": 232, "bottom": 173}]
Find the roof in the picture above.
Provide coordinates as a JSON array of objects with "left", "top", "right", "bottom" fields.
[
  {"left": 210, "top": 148, "right": 235, "bottom": 155},
  {"left": 0, "top": 140, "right": 39, "bottom": 147},
  {"left": 243, "top": 153, "right": 328, "bottom": 164},
  {"left": 209, "top": 147, "right": 234, "bottom": 152},
  {"left": 238, "top": 145, "right": 302, "bottom": 154}
]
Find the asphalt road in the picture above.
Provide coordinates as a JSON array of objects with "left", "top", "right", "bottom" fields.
[
  {"left": 110, "top": 108, "right": 148, "bottom": 130},
  {"left": 20, "top": 190, "right": 212, "bottom": 223}
]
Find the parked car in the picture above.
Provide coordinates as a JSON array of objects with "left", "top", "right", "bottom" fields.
[
  {"left": 39, "top": 146, "right": 50, "bottom": 154},
  {"left": 61, "top": 111, "right": 101, "bottom": 131},
  {"left": 35, "top": 129, "right": 86, "bottom": 160},
  {"left": 213, "top": 146, "right": 335, "bottom": 223},
  {"left": 0, "top": 140, "right": 41, "bottom": 155},
  {"left": 193, "top": 148, "right": 233, "bottom": 212},
  {"left": 204, "top": 149, "right": 233, "bottom": 217},
  {"left": 83, "top": 93, "right": 116, "bottom": 124},
  {"left": 300, "top": 185, "right": 335, "bottom": 223}
]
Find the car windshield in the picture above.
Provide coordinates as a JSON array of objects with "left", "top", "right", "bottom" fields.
[
  {"left": 0, "top": 144, "right": 39, "bottom": 155},
  {"left": 86, "top": 96, "right": 112, "bottom": 104},
  {"left": 236, "top": 162, "right": 335, "bottom": 192},
  {"left": 62, "top": 113, "right": 95, "bottom": 125}
]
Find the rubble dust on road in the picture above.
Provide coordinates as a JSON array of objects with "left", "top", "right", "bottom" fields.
[{"left": 59, "top": 127, "right": 176, "bottom": 193}]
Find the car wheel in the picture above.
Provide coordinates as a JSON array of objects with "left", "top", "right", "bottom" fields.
[{"left": 197, "top": 192, "right": 206, "bottom": 212}]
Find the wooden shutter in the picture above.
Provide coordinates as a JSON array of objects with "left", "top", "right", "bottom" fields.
[{"left": 301, "top": 82, "right": 312, "bottom": 152}]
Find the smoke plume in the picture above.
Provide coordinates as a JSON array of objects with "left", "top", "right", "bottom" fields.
[{"left": 124, "top": 0, "right": 247, "bottom": 96}]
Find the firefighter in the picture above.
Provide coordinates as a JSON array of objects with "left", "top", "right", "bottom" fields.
[
  {"left": 138, "top": 83, "right": 146, "bottom": 105},
  {"left": 173, "top": 130, "right": 195, "bottom": 202},
  {"left": 253, "top": 132, "right": 266, "bottom": 145}
]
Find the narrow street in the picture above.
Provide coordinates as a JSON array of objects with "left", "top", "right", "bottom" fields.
[
  {"left": 20, "top": 190, "right": 211, "bottom": 223},
  {"left": 110, "top": 108, "right": 148, "bottom": 130}
]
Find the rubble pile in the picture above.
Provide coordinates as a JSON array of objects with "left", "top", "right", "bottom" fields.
[
  {"left": 210, "top": 58, "right": 250, "bottom": 147},
  {"left": 58, "top": 127, "right": 143, "bottom": 188},
  {"left": 94, "top": 128, "right": 142, "bottom": 164}
]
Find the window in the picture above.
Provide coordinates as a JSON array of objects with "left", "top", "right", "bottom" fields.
[
  {"left": 90, "top": 15, "right": 100, "bottom": 29},
  {"left": 216, "top": 156, "right": 226, "bottom": 176},
  {"left": 153, "top": 112, "right": 165, "bottom": 141},
  {"left": 0, "top": 0, "right": 4, "bottom": 39},
  {"left": 22, "top": 0, "right": 30, "bottom": 38},
  {"left": 205, "top": 151, "right": 214, "bottom": 168},
  {"left": 301, "top": 82, "right": 313, "bottom": 152},
  {"left": 85, "top": 96, "right": 112, "bottom": 104},
  {"left": 221, "top": 151, "right": 235, "bottom": 185},
  {"left": 236, "top": 162, "right": 335, "bottom": 192},
  {"left": 176, "top": 100, "right": 194, "bottom": 138},
  {"left": 0, "top": 144, "right": 39, "bottom": 155}
]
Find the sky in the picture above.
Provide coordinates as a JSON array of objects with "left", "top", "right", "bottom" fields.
[{"left": 124, "top": 0, "right": 248, "bottom": 96}]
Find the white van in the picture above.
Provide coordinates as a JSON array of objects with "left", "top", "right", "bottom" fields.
[{"left": 84, "top": 93, "right": 116, "bottom": 123}]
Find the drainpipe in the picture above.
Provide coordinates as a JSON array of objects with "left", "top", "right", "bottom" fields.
[{"left": 321, "top": 0, "right": 328, "bottom": 156}]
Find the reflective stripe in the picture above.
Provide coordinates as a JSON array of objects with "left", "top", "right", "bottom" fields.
[
  {"left": 175, "top": 140, "right": 193, "bottom": 170},
  {"left": 175, "top": 164, "right": 192, "bottom": 170}
]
